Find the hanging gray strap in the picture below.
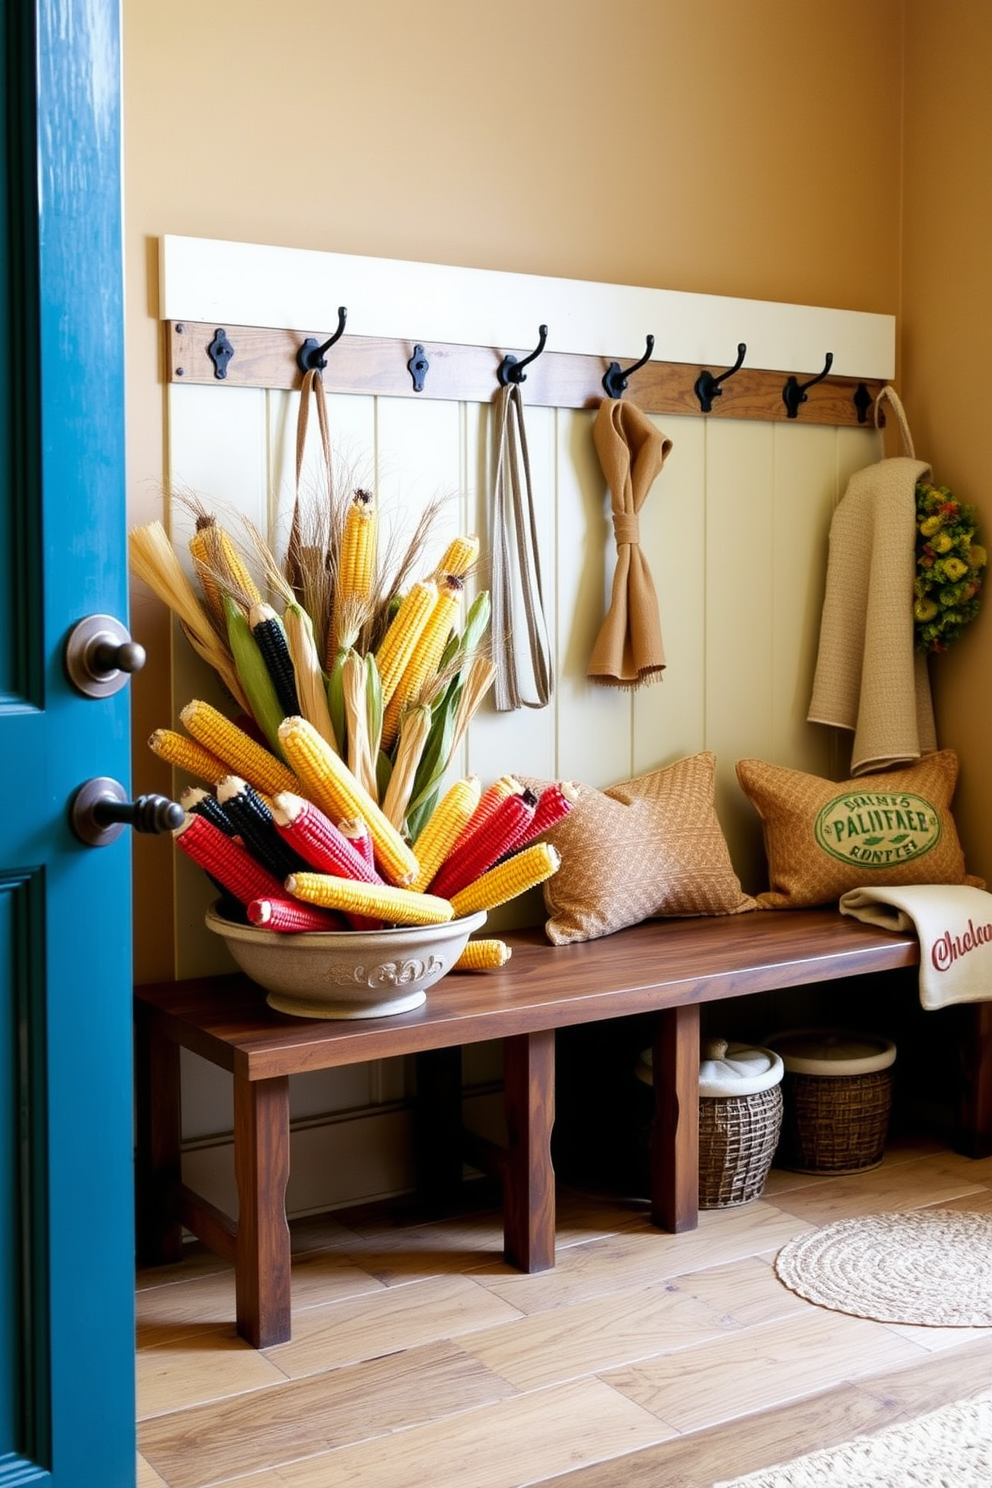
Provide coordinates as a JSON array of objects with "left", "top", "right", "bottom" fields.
[{"left": 490, "top": 383, "right": 554, "bottom": 711}]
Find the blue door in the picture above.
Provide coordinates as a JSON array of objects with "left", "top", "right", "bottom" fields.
[{"left": 1, "top": 3, "right": 135, "bottom": 1483}]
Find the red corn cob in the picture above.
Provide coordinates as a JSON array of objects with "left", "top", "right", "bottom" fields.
[
  {"left": 339, "top": 816, "right": 375, "bottom": 869},
  {"left": 495, "top": 780, "right": 579, "bottom": 863},
  {"left": 270, "top": 793, "right": 383, "bottom": 883},
  {"left": 429, "top": 789, "right": 536, "bottom": 901},
  {"left": 247, "top": 897, "right": 347, "bottom": 932},
  {"left": 174, "top": 812, "right": 284, "bottom": 906},
  {"left": 335, "top": 817, "right": 383, "bottom": 927},
  {"left": 425, "top": 777, "right": 521, "bottom": 893}
]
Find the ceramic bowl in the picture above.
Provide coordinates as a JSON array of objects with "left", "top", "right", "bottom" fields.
[{"left": 205, "top": 904, "right": 488, "bottom": 1019}]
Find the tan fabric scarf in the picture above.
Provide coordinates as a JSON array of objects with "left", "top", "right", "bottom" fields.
[
  {"left": 807, "top": 385, "right": 936, "bottom": 774},
  {"left": 587, "top": 399, "right": 672, "bottom": 688}
]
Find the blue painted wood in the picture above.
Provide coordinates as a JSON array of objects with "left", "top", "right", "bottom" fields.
[{"left": 0, "top": 2, "right": 135, "bottom": 1484}]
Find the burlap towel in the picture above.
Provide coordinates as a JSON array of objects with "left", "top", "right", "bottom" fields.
[
  {"left": 587, "top": 399, "right": 671, "bottom": 688},
  {"left": 808, "top": 388, "right": 936, "bottom": 774}
]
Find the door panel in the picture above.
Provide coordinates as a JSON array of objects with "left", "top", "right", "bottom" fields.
[{"left": 1, "top": 3, "right": 134, "bottom": 1483}]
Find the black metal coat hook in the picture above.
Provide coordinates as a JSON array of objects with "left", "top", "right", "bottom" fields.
[
  {"left": 783, "top": 352, "right": 834, "bottom": 419},
  {"left": 694, "top": 342, "right": 747, "bottom": 413},
  {"left": 602, "top": 335, "right": 655, "bottom": 399},
  {"left": 497, "top": 324, "right": 548, "bottom": 386},
  {"left": 297, "top": 306, "right": 348, "bottom": 374}
]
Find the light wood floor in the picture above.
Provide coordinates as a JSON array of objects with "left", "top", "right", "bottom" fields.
[{"left": 135, "top": 1130, "right": 992, "bottom": 1488}]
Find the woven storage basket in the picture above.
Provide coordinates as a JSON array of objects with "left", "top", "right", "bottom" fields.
[
  {"left": 766, "top": 1029, "right": 896, "bottom": 1175},
  {"left": 637, "top": 1038, "right": 784, "bottom": 1208}
]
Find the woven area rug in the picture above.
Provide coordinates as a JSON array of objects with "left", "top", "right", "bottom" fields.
[
  {"left": 715, "top": 1391, "right": 992, "bottom": 1487},
  {"left": 774, "top": 1208, "right": 992, "bottom": 1326}
]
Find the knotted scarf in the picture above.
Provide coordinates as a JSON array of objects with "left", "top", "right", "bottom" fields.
[{"left": 587, "top": 399, "right": 672, "bottom": 688}]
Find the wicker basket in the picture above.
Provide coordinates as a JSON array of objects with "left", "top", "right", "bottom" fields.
[
  {"left": 698, "top": 1082, "right": 784, "bottom": 1209},
  {"left": 767, "top": 1029, "right": 896, "bottom": 1175},
  {"left": 637, "top": 1038, "right": 784, "bottom": 1208}
]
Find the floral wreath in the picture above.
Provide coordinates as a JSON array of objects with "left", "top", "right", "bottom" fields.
[{"left": 914, "top": 481, "right": 986, "bottom": 654}]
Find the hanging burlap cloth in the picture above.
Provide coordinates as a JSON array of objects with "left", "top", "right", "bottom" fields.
[
  {"left": 587, "top": 399, "right": 672, "bottom": 688},
  {"left": 808, "top": 385, "right": 936, "bottom": 775}
]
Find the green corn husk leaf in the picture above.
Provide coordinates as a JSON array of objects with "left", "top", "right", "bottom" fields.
[
  {"left": 404, "top": 784, "right": 440, "bottom": 844},
  {"left": 438, "top": 589, "right": 491, "bottom": 675},
  {"left": 365, "top": 652, "right": 383, "bottom": 761},
  {"left": 375, "top": 748, "right": 393, "bottom": 803},
  {"left": 224, "top": 595, "right": 286, "bottom": 758},
  {"left": 404, "top": 674, "right": 461, "bottom": 830},
  {"left": 326, "top": 646, "right": 348, "bottom": 758}
]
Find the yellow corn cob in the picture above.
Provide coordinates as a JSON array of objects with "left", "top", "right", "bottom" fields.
[
  {"left": 449, "top": 842, "right": 561, "bottom": 917},
  {"left": 278, "top": 714, "right": 419, "bottom": 885},
  {"left": 453, "top": 938, "right": 511, "bottom": 971},
  {"left": 189, "top": 516, "right": 261, "bottom": 622},
  {"left": 434, "top": 533, "right": 480, "bottom": 580},
  {"left": 148, "top": 728, "right": 229, "bottom": 786},
  {"left": 410, "top": 775, "right": 481, "bottom": 892},
  {"left": 286, "top": 872, "right": 452, "bottom": 926},
  {"left": 180, "top": 700, "right": 301, "bottom": 798},
  {"left": 374, "top": 580, "right": 437, "bottom": 705},
  {"left": 381, "top": 576, "right": 463, "bottom": 751},
  {"left": 332, "top": 490, "right": 377, "bottom": 655}
]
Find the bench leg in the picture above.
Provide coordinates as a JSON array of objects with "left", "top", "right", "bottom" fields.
[
  {"left": 133, "top": 1001, "right": 184, "bottom": 1265},
  {"left": 502, "top": 1030, "right": 556, "bottom": 1273},
  {"left": 651, "top": 1004, "right": 700, "bottom": 1233},
  {"left": 234, "top": 1074, "right": 291, "bottom": 1348},
  {"left": 954, "top": 1001, "right": 992, "bottom": 1158}
]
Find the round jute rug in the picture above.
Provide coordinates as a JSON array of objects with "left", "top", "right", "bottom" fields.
[{"left": 774, "top": 1209, "right": 992, "bottom": 1326}]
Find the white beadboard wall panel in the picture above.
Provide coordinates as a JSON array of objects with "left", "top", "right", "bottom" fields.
[
  {"left": 159, "top": 239, "right": 892, "bottom": 1218},
  {"left": 700, "top": 418, "right": 777, "bottom": 888}
]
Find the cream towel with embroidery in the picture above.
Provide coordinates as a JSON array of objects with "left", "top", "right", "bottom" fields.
[{"left": 839, "top": 883, "right": 992, "bottom": 1010}]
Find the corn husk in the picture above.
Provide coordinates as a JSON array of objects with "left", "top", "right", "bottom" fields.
[
  {"left": 284, "top": 601, "right": 338, "bottom": 752},
  {"left": 381, "top": 705, "right": 432, "bottom": 830}
]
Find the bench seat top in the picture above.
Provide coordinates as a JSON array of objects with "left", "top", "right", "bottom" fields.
[{"left": 135, "top": 908, "right": 919, "bottom": 1082}]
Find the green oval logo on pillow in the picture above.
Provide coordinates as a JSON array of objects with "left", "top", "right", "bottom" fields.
[{"left": 814, "top": 790, "right": 941, "bottom": 867}]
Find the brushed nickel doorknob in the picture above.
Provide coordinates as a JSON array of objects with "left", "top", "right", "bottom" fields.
[{"left": 70, "top": 777, "right": 184, "bottom": 847}]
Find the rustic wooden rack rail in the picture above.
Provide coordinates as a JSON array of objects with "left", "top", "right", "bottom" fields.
[{"left": 166, "top": 319, "right": 884, "bottom": 428}]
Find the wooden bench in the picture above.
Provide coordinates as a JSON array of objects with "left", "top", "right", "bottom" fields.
[{"left": 134, "top": 907, "right": 992, "bottom": 1348}]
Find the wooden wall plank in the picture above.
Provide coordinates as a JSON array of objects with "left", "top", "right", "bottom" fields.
[{"left": 167, "top": 321, "right": 886, "bottom": 430}]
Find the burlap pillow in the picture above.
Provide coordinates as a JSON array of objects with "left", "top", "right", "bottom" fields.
[
  {"left": 736, "top": 750, "right": 984, "bottom": 909},
  {"left": 522, "top": 752, "right": 756, "bottom": 945}
]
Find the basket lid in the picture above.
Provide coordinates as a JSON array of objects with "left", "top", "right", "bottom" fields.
[
  {"left": 637, "top": 1039, "right": 784, "bottom": 1097},
  {"left": 765, "top": 1028, "right": 896, "bottom": 1076}
]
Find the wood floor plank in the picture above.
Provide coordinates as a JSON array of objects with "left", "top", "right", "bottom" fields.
[
  {"left": 462, "top": 1280, "right": 739, "bottom": 1390},
  {"left": 137, "top": 1454, "right": 169, "bottom": 1487},
  {"left": 136, "top": 1249, "right": 387, "bottom": 1348},
  {"left": 671, "top": 1254, "right": 810, "bottom": 1328},
  {"left": 137, "top": 1328, "right": 289, "bottom": 1420},
  {"left": 262, "top": 1273, "right": 523, "bottom": 1378},
  {"left": 766, "top": 1152, "right": 989, "bottom": 1223},
  {"left": 138, "top": 1339, "right": 516, "bottom": 1488},
  {"left": 601, "top": 1309, "right": 926, "bottom": 1433},
  {"left": 537, "top": 1335, "right": 992, "bottom": 1487},
  {"left": 213, "top": 1378, "right": 672, "bottom": 1488},
  {"left": 471, "top": 1203, "right": 813, "bottom": 1315}
]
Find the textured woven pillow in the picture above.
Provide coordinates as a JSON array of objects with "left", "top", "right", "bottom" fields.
[
  {"left": 736, "top": 750, "right": 983, "bottom": 909},
  {"left": 522, "top": 751, "right": 756, "bottom": 945}
]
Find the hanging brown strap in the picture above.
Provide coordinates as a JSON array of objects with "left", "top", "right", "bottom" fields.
[
  {"left": 490, "top": 383, "right": 554, "bottom": 711},
  {"left": 875, "top": 384, "right": 916, "bottom": 457},
  {"left": 287, "top": 368, "right": 333, "bottom": 592}
]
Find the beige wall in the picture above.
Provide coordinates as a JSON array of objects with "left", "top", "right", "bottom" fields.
[
  {"left": 124, "top": 0, "right": 906, "bottom": 980},
  {"left": 901, "top": 0, "right": 992, "bottom": 884}
]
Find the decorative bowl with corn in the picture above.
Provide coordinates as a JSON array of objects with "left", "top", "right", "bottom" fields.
[{"left": 131, "top": 467, "right": 572, "bottom": 1017}]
